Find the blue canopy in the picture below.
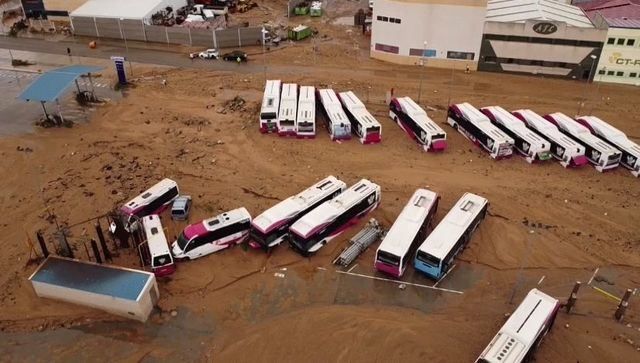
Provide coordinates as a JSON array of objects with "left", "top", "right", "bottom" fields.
[{"left": 18, "top": 65, "right": 104, "bottom": 103}]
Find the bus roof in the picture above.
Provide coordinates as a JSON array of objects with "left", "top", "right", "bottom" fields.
[
  {"left": 513, "top": 109, "right": 584, "bottom": 152},
  {"left": 264, "top": 80, "right": 281, "bottom": 96},
  {"left": 252, "top": 176, "right": 346, "bottom": 233},
  {"left": 418, "top": 192, "right": 488, "bottom": 260},
  {"left": 122, "top": 178, "right": 178, "bottom": 213},
  {"left": 396, "top": 97, "right": 446, "bottom": 134},
  {"left": 578, "top": 116, "right": 640, "bottom": 156},
  {"left": 281, "top": 83, "right": 297, "bottom": 100},
  {"left": 377, "top": 189, "right": 439, "bottom": 257},
  {"left": 479, "top": 289, "right": 559, "bottom": 363},
  {"left": 339, "top": 91, "right": 381, "bottom": 128},
  {"left": 298, "top": 86, "right": 316, "bottom": 121},
  {"left": 184, "top": 207, "right": 251, "bottom": 239},
  {"left": 338, "top": 91, "right": 365, "bottom": 111},
  {"left": 482, "top": 106, "right": 547, "bottom": 145},
  {"left": 142, "top": 215, "right": 170, "bottom": 257},
  {"left": 454, "top": 103, "right": 513, "bottom": 143},
  {"left": 262, "top": 80, "right": 281, "bottom": 113},
  {"left": 291, "top": 179, "right": 380, "bottom": 238},
  {"left": 547, "top": 113, "right": 620, "bottom": 154},
  {"left": 318, "top": 89, "right": 340, "bottom": 106}
]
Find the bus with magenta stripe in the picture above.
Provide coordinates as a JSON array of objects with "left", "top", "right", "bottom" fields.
[
  {"left": 250, "top": 176, "right": 346, "bottom": 250},
  {"left": 389, "top": 96, "right": 447, "bottom": 152},
  {"left": 278, "top": 83, "right": 298, "bottom": 136},
  {"left": 448, "top": 102, "right": 514, "bottom": 159},
  {"left": 375, "top": 189, "right": 439, "bottom": 278},
  {"left": 289, "top": 179, "right": 381, "bottom": 256},
  {"left": 338, "top": 91, "right": 382, "bottom": 144},
  {"left": 317, "top": 88, "right": 351, "bottom": 141},
  {"left": 414, "top": 192, "right": 488, "bottom": 280},
  {"left": 120, "top": 178, "right": 179, "bottom": 229},
  {"left": 259, "top": 79, "right": 281, "bottom": 133},
  {"left": 475, "top": 289, "right": 560, "bottom": 363}
]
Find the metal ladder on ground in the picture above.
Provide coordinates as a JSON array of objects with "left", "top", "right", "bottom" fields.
[{"left": 333, "top": 218, "right": 385, "bottom": 268}]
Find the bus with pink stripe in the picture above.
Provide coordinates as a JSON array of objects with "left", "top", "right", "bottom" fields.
[
  {"left": 375, "top": 189, "right": 439, "bottom": 278},
  {"left": 338, "top": 91, "right": 382, "bottom": 144},
  {"left": 171, "top": 207, "right": 251, "bottom": 260},
  {"left": 120, "top": 178, "right": 179, "bottom": 227},
  {"left": 389, "top": 97, "right": 447, "bottom": 152},
  {"left": 289, "top": 179, "right": 381, "bottom": 256}
]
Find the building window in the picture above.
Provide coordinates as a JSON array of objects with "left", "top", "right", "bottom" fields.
[
  {"left": 376, "top": 16, "right": 382, "bottom": 21},
  {"left": 607, "top": 38, "right": 615, "bottom": 44},
  {"left": 409, "top": 48, "right": 436, "bottom": 57},
  {"left": 598, "top": 69, "right": 605, "bottom": 75},
  {"left": 381, "top": 16, "right": 388, "bottom": 21},
  {"left": 447, "top": 51, "right": 475, "bottom": 60},
  {"left": 631, "top": 72, "right": 638, "bottom": 77},
  {"left": 375, "top": 43, "right": 399, "bottom": 54},
  {"left": 485, "top": 56, "right": 497, "bottom": 63},
  {"left": 616, "top": 71, "right": 624, "bottom": 76},
  {"left": 606, "top": 70, "right": 614, "bottom": 75},
  {"left": 394, "top": 18, "right": 401, "bottom": 24},
  {"left": 617, "top": 38, "right": 625, "bottom": 45},
  {"left": 628, "top": 39, "right": 636, "bottom": 46}
]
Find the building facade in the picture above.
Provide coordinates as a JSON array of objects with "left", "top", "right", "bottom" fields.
[
  {"left": 478, "top": 0, "right": 607, "bottom": 80},
  {"left": 580, "top": 0, "right": 640, "bottom": 85},
  {"left": 370, "top": 0, "right": 487, "bottom": 69}
]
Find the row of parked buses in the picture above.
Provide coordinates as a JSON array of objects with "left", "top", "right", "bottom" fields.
[
  {"left": 374, "top": 190, "right": 488, "bottom": 279},
  {"left": 448, "top": 102, "right": 640, "bottom": 176},
  {"left": 259, "top": 80, "right": 383, "bottom": 144}
]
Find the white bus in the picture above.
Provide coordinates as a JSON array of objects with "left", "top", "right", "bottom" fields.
[
  {"left": 120, "top": 178, "right": 179, "bottom": 224},
  {"left": 296, "top": 85, "right": 316, "bottom": 138},
  {"left": 475, "top": 289, "right": 560, "bottom": 363},
  {"left": 545, "top": 112, "right": 621, "bottom": 172},
  {"left": 317, "top": 88, "right": 351, "bottom": 140},
  {"left": 512, "top": 109, "right": 587, "bottom": 168},
  {"left": 289, "top": 179, "right": 381, "bottom": 255},
  {"left": 389, "top": 97, "right": 447, "bottom": 152},
  {"left": 447, "top": 102, "right": 514, "bottom": 159},
  {"left": 259, "top": 79, "right": 281, "bottom": 133},
  {"left": 338, "top": 91, "right": 382, "bottom": 144},
  {"left": 576, "top": 115, "right": 640, "bottom": 177},
  {"left": 172, "top": 207, "right": 251, "bottom": 260},
  {"left": 481, "top": 106, "right": 551, "bottom": 163},
  {"left": 278, "top": 83, "right": 298, "bottom": 136},
  {"left": 142, "top": 214, "right": 175, "bottom": 276},
  {"left": 375, "top": 189, "right": 439, "bottom": 278},
  {"left": 250, "top": 176, "right": 347, "bottom": 249},
  {"left": 414, "top": 192, "right": 488, "bottom": 280}
]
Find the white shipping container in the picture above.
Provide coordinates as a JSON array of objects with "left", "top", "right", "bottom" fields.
[{"left": 29, "top": 256, "right": 159, "bottom": 322}]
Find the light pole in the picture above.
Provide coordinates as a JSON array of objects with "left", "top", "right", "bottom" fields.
[
  {"left": 446, "top": 63, "right": 455, "bottom": 108},
  {"left": 118, "top": 18, "right": 133, "bottom": 77},
  {"left": 261, "top": 27, "right": 268, "bottom": 83},
  {"left": 577, "top": 54, "right": 597, "bottom": 116},
  {"left": 588, "top": 66, "right": 605, "bottom": 115},
  {"left": 417, "top": 41, "right": 427, "bottom": 104}
]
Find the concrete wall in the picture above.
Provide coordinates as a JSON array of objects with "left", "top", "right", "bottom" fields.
[
  {"left": 70, "top": 16, "right": 263, "bottom": 48},
  {"left": 595, "top": 27, "right": 640, "bottom": 86},
  {"left": 370, "top": 0, "right": 487, "bottom": 69},
  {"left": 31, "top": 280, "right": 154, "bottom": 322}
]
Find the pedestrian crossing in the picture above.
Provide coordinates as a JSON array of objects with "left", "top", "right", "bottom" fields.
[{"left": 0, "top": 71, "right": 110, "bottom": 88}]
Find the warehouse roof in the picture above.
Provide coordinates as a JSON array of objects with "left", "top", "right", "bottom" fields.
[
  {"left": 71, "top": 0, "right": 166, "bottom": 20},
  {"left": 29, "top": 256, "right": 153, "bottom": 301},
  {"left": 486, "top": 0, "right": 595, "bottom": 28},
  {"left": 580, "top": 0, "right": 640, "bottom": 29}
]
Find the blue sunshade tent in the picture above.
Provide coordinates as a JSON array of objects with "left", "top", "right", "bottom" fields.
[{"left": 18, "top": 65, "right": 103, "bottom": 103}]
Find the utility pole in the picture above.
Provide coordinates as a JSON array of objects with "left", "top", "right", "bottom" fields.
[
  {"left": 118, "top": 18, "right": 133, "bottom": 77},
  {"left": 577, "top": 54, "right": 597, "bottom": 116},
  {"left": 588, "top": 66, "right": 605, "bottom": 115},
  {"left": 417, "top": 41, "right": 427, "bottom": 104}
]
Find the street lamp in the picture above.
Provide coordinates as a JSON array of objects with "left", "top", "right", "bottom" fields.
[
  {"left": 588, "top": 66, "right": 606, "bottom": 115},
  {"left": 417, "top": 41, "right": 427, "bottom": 104},
  {"left": 261, "top": 27, "right": 268, "bottom": 82},
  {"left": 118, "top": 18, "right": 133, "bottom": 77},
  {"left": 577, "top": 54, "right": 597, "bottom": 116}
]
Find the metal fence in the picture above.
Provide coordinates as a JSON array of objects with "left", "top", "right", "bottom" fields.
[{"left": 70, "top": 16, "right": 263, "bottom": 48}]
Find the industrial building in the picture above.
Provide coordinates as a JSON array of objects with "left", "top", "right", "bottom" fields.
[
  {"left": 369, "top": 0, "right": 487, "bottom": 69},
  {"left": 478, "top": 0, "right": 607, "bottom": 79},
  {"left": 580, "top": 0, "right": 640, "bottom": 85}
]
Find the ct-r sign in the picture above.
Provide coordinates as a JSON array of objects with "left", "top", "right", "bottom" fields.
[{"left": 533, "top": 22, "right": 557, "bottom": 35}]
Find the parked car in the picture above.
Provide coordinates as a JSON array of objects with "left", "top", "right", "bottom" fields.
[
  {"left": 222, "top": 50, "right": 248, "bottom": 62},
  {"left": 198, "top": 49, "right": 220, "bottom": 59},
  {"left": 171, "top": 195, "right": 192, "bottom": 221}
]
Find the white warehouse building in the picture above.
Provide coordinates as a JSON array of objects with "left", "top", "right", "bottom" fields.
[{"left": 370, "top": 0, "right": 487, "bottom": 69}]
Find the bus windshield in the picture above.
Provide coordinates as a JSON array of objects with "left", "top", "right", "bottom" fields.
[
  {"left": 417, "top": 250, "right": 440, "bottom": 267},
  {"left": 176, "top": 232, "right": 190, "bottom": 250},
  {"left": 377, "top": 250, "right": 400, "bottom": 266},
  {"left": 261, "top": 112, "right": 277, "bottom": 120},
  {"left": 251, "top": 228, "right": 282, "bottom": 246},
  {"left": 367, "top": 125, "right": 381, "bottom": 133}
]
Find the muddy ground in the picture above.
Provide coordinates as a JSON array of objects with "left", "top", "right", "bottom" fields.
[{"left": 1, "top": 7, "right": 640, "bottom": 363}]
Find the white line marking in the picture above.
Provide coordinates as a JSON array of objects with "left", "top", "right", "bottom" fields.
[
  {"left": 336, "top": 270, "right": 463, "bottom": 294},
  {"left": 537, "top": 275, "right": 546, "bottom": 285},
  {"left": 347, "top": 263, "right": 358, "bottom": 273},
  {"left": 433, "top": 264, "right": 456, "bottom": 287},
  {"left": 588, "top": 267, "right": 599, "bottom": 285}
]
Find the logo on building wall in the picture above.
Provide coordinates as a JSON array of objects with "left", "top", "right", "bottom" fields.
[
  {"left": 532, "top": 22, "right": 558, "bottom": 35},
  {"left": 609, "top": 52, "right": 640, "bottom": 66}
]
